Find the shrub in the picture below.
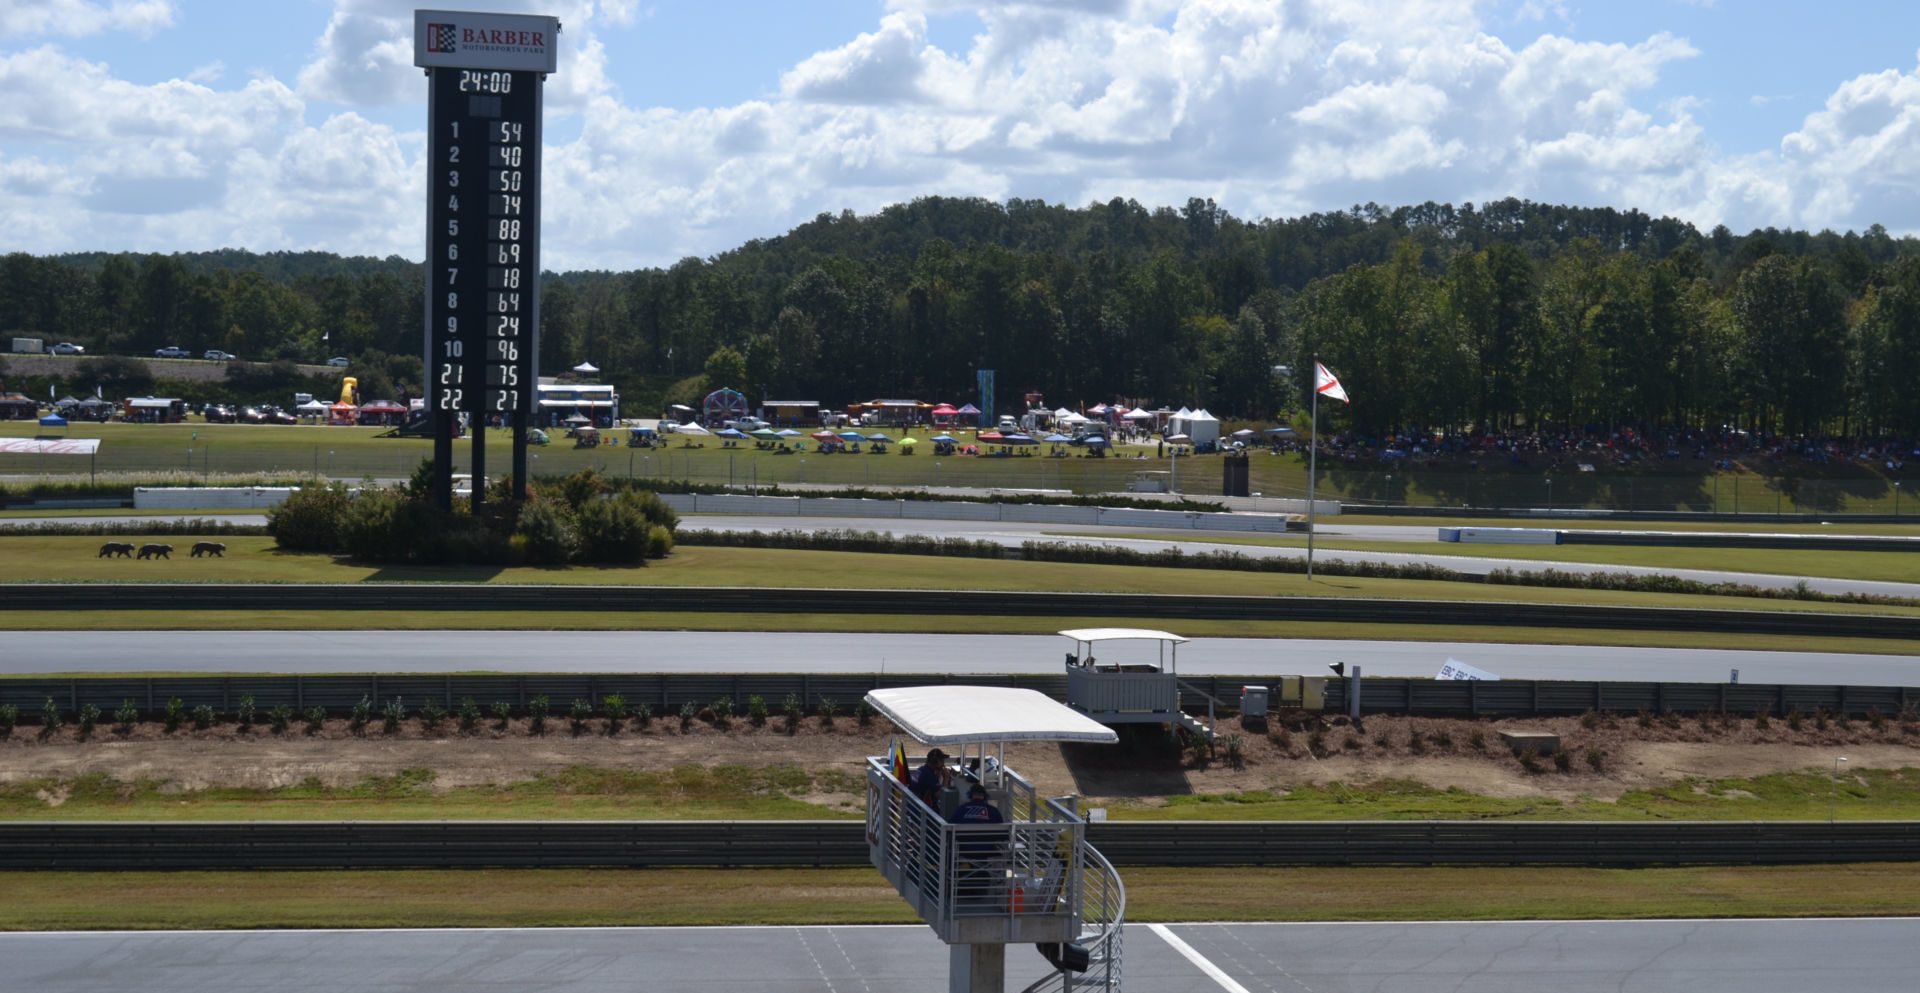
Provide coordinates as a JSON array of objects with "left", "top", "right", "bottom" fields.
[
  {"left": 679, "top": 700, "right": 698, "bottom": 731},
  {"left": 349, "top": 696, "right": 372, "bottom": 734},
  {"left": 458, "top": 697, "right": 480, "bottom": 732},
  {"left": 382, "top": 697, "right": 407, "bottom": 733},
  {"left": 491, "top": 701, "right": 513, "bottom": 729},
  {"left": 1697, "top": 710, "right": 1714, "bottom": 731},
  {"left": 236, "top": 694, "right": 256, "bottom": 731},
  {"left": 1372, "top": 731, "right": 1391, "bottom": 750},
  {"left": 1662, "top": 710, "right": 1681, "bottom": 729},
  {"left": 1343, "top": 732, "right": 1361, "bottom": 751},
  {"left": 1580, "top": 710, "right": 1600, "bottom": 730},
  {"left": 570, "top": 698, "right": 593, "bottom": 734},
  {"left": 711, "top": 697, "right": 735, "bottom": 727},
  {"left": 574, "top": 494, "right": 651, "bottom": 564},
  {"left": 266, "top": 482, "right": 352, "bottom": 552},
  {"left": 1869, "top": 707, "right": 1887, "bottom": 731},
  {"left": 854, "top": 698, "right": 875, "bottom": 726},
  {"left": 420, "top": 699, "right": 447, "bottom": 730},
  {"left": 1270, "top": 725, "right": 1293, "bottom": 750},
  {"left": 513, "top": 499, "right": 580, "bottom": 565},
  {"left": 645, "top": 524, "right": 675, "bottom": 559},
  {"left": 1407, "top": 728, "right": 1426, "bottom": 755},
  {"left": 1468, "top": 729, "right": 1485, "bottom": 751},
  {"left": 1224, "top": 733, "right": 1245, "bottom": 767},
  {"left": 528, "top": 695, "right": 550, "bottom": 734},
  {"left": 115, "top": 699, "right": 140, "bottom": 732},
  {"left": 603, "top": 694, "right": 628, "bottom": 734},
  {"left": 817, "top": 696, "right": 838, "bottom": 727},
  {"left": 269, "top": 705, "right": 293, "bottom": 734},
  {"left": 1517, "top": 748, "right": 1541, "bottom": 773},
  {"left": 1635, "top": 710, "right": 1653, "bottom": 729},
  {"left": 783, "top": 693, "right": 805, "bottom": 733},
  {"left": 0, "top": 703, "right": 16, "bottom": 737},
  {"left": 1432, "top": 728, "right": 1454, "bottom": 750},
  {"left": 634, "top": 702, "right": 653, "bottom": 729},
  {"left": 1754, "top": 708, "right": 1771, "bottom": 730},
  {"left": 161, "top": 697, "right": 185, "bottom": 733},
  {"left": 1786, "top": 708, "right": 1804, "bottom": 731},
  {"left": 1306, "top": 728, "right": 1326, "bottom": 754},
  {"left": 41, "top": 696, "right": 62, "bottom": 733},
  {"left": 1585, "top": 747, "right": 1606, "bottom": 772},
  {"left": 76, "top": 702, "right": 100, "bottom": 737},
  {"left": 304, "top": 706, "right": 327, "bottom": 732},
  {"left": 746, "top": 695, "right": 769, "bottom": 727},
  {"left": 1814, "top": 708, "right": 1830, "bottom": 731},
  {"left": 191, "top": 704, "right": 215, "bottom": 731},
  {"left": 1552, "top": 749, "right": 1572, "bottom": 772}
]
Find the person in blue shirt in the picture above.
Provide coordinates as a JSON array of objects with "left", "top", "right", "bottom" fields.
[
  {"left": 949, "top": 783, "right": 1004, "bottom": 826},
  {"left": 910, "top": 749, "right": 949, "bottom": 808}
]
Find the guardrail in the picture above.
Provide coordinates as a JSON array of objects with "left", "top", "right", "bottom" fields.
[
  {"left": 4, "top": 584, "right": 1916, "bottom": 641},
  {"left": 5, "top": 673, "right": 1915, "bottom": 719},
  {"left": 4, "top": 673, "right": 1915, "bottom": 719},
  {"left": 4, "top": 820, "right": 1915, "bottom": 870}
]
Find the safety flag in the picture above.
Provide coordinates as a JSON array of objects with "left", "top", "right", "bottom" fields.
[
  {"left": 1315, "top": 361, "right": 1349, "bottom": 404},
  {"left": 890, "top": 739, "right": 910, "bottom": 784}
]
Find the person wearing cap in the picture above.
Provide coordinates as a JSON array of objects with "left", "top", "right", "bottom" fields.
[
  {"left": 949, "top": 783, "right": 1003, "bottom": 826},
  {"left": 910, "top": 749, "right": 950, "bottom": 809}
]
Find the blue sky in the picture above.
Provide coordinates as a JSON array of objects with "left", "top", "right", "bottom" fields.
[{"left": 5, "top": 1, "right": 1920, "bottom": 269}]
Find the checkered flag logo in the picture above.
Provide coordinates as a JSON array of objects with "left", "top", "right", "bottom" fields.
[{"left": 427, "top": 23, "right": 456, "bottom": 53}]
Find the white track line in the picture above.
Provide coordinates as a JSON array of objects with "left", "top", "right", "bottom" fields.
[{"left": 1148, "top": 923, "right": 1252, "bottom": 993}]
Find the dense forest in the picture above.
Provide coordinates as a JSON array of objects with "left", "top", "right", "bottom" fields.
[{"left": 4, "top": 196, "right": 1919, "bottom": 437}]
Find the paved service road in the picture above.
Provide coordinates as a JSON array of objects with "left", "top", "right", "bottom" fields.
[
  {"left": 12, "top": 511, "right": 1917, "bottom": 599},
  {"left": 8, "top": 919, "right": 1918, "bottom": 992},
  {"left": 4, "top": 631, "right": 1915, "bottom": 685}
]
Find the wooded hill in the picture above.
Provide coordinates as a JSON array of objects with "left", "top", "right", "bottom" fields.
[{"left": 4, "top": 196, "right": 1918, "bottom": 436}]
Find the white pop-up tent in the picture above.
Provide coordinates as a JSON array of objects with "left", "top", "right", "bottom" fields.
[{"left": 1181, "top": 407, "right": 1220, "bottom": 445}]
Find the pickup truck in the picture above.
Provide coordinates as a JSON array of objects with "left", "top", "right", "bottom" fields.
[{"left": 154, "top": 346, "right": 190, "bottom": 359}]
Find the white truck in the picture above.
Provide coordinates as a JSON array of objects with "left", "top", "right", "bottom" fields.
[{"left": 11, "top": 337, "right": 43, "bottom": 354}]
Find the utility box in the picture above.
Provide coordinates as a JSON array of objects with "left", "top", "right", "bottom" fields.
[
  {"left": 1275, "top": 676, "right": 1329, "bottom": 711},
  {"left": 1221, "top": 453, "right": 1250, "bottom": 497},
  {"left": 1240, "top": 685, "right": 1268, "bottom": 716}
]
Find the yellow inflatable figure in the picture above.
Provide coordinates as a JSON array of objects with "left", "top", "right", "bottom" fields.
[{"left": 338, "top": 376, "right": 358, "bottom": 405}]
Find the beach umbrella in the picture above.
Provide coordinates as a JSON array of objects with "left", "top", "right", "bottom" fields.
[
  {"left": 777, "top": 428, "right": 802, "bottom": 437},
  {"left": 750, "top": 428, "right": 781, "bottom": 440},
  {"left": 900, "top": 437, "right": 919, "bottom": 446},
  {"left": 931, "top": 434, "right": 957, "bottom": 443},
  {"left": 1231, "top": 428, "right": 1257, "bottom": 440},
  {"left": 715, "top": 428, "right": 748, "bottom": 439},
  {"left": 811, "top": 430, "right": 838, "bottom": 440},
  {"left": 1084, "top": 435, "right": 1108, "bottom": 447},
  {"left": 865, "top": 432, "right": 894, "bottom": 443},
  {"left": 572, "top": 361, "right": 599, "bottom": 375},
  {"left": 838, "top": 430, "right": 865, "bottom": 441},
  {"left": 977, "top": 431, "right": 1005, "bottom": 442}
]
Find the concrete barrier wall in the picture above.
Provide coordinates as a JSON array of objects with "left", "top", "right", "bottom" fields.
[
  {"left": 656, "top": 492, "right": 1290, "bottom": 533},
  {"left": 134, "top": 487, "right": 297, "bottom": 510},
  {"left": 1440, "top": 526, "right": 1562, "bottom": 544}
]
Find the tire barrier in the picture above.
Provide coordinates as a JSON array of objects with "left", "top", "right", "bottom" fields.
[
  {"left": 6, "top": 820, "right": 1916, "bottom": 870},
  {"left": 5, "top": 584, "right": 1917, "bottom": 641}
]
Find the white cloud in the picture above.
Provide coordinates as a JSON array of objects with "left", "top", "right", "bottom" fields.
[{"left": 0, "top": 0, "right": 175, "bottom": 38}]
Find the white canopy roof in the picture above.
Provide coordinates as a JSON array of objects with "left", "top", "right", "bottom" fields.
[
  {"left": 1186, "top": 408, "right": 1218, "bottom": 422},
  {"left": 1058, "top": 627, "right": 1188, "bottom": 644},
  {"left": 675, "top": 421, "right": 711, "bottom": 434},
  {"left": 296, "top": 400, "right": 330, "bottom": 412},
  {"left": 865, "top": 686, "right": 1118, "bottom": 745}
]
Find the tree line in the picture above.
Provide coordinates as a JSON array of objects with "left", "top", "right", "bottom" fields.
[{"left": 3, "top": 196, "right": 1918, "bottom": 436}]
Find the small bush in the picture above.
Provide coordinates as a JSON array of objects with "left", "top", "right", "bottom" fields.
[
  {"left": 1580, "top": 710, "right": 1600, "bottom": 730},
  {"left": 1372, "top": 731, "right": 1391, "bottom": 750},
  {"left": 162, "top": 697, "right": 186, "bottom": 733},
  {"left": 349, "top": 696, "right": 372, "bottom": 734},
  {"left": 420, "top": 699, "right": 447, "bottom": 730},
  {"left": 1468, "top": 729, "right": 1485, "bottom": 751},
  {"left": 458, "top": 697, "right": 480, "bottom": 732},
  {"left": 1869, "top": 707, "right": 1887, "bottom": 731},
  {"left": 304, "top": 706, "right": 326, "bottom": 733},
  {"left": 513, "top": 499, "right": 581, "bottom": 565},
  {"left": 1407, "top": 728, "right": 1426, "bottom": 755},
  {"left": 1270, "top": 725, "right": 1293, "bottom": 750},
  {"left": 634, "top": 702, "right": 652, "bottom": 729},
  {"left": 76, "top": 702, "right": 100, "bottom": 737},
  {"left": 711, "top": 697, "right": 735, "bottom": 727},
  {"left": 854, "top": 698, "right": 875, "bottom": 726},
  {"left": 114, "top": 699, "right": 139, "bottom": 732},
  {"left": 491, "top": 701, "right": 513, "bottom": 729},
  {"left": 269, "top": 705, "right": 293, "bottom": 734},
  {"left": 1585, "top": 747, "right": 1606, "bottom": 772},
  {"left": 817, "top": 696, "right": 838, "bottom": 727},
  {"left": 1343, "top": 732, "right": 1362, "bottom": 751},
  {"left": 1662, "top": 710, "right": 1681, "bottom": 729},
  {"left": 1697, "top": 710, "right": 1714, "bottom": 732},
  {"left": 266, "top": 481, "right": 352, "bottom": 552},
  {"left": 645, "top": 524, "right": 675, "bottom": 559},
  {"left": 528, "top": 695, "right": 550, "bottom": 735},
  {"left": 1552, "top": 749, "right": 1572, "bottom": 772},
  {"left": 746, "top": 695, "right": 769, "bottom": 727},
  {"left": 41, "top": 696, "right": 62, "bottom": 733},
  {"left": 191, "top": 704, "right": 215, "bottom": 731},
  {"left": 603, "top": 694, "right": 628, "bottom": 734},
  {"left": 236, "top": 694, "right": 256, "bottom": 730},
  {"left": 1517, "top": 748, "right": 1541, "bottom": 773},
  {"left": 1786, "top": 708, "right": 1804, "bottom": 731},
  {"left": 1635, "top": 710, "right": 1653, "bottom": 729},
  {"left": 1224, "top": 733, "right": 1245, "bottom": 767},
  {"left": 381, "top": 697, "right": 407, "bottom": 733},
  {"left": 1432, "top": 728, "right": 1454, "bottom": 750},
  {"left": 1306, "top": 728, "right": 1326, "bottom": 754},
  {"left": 1814, "top": 708, "right": 1829, "bottom": 730},
  {"left": 569, "top": 698, "right": 594, "bottom": 734},
  {"left": 783, "top": 693, "right": 805, "bottom": 733},
  {"left": 1754, "top": 708, "right": 1771, "bottom": 730},
  {"left": 678, "top": 700, "right": 698, "bottom": 731}
]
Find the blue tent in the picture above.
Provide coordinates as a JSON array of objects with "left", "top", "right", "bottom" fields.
[{"left": 38, "top": 414, "right": 67, "bottom": 427}]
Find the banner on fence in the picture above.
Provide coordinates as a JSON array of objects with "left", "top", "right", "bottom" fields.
[{"left": 1438, "top": 658, "right": 1500, "bottom": 681}]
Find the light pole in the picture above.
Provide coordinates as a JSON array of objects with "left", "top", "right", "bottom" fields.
[
  {"left": 328, "top": 450, "right": 334, "bottom": 479},
  {"left": 1384, "top": 473, "right": 1393, "bottom": 508},
  {"left": 1545, "top": 475, "right": 1553, "bottom": 513},
  {"left": 1895, "top": 481, "right": 1902, "bottom": 517},
  {"left": 1831, "top": 755, "right": 1848, "bottom": 824}
]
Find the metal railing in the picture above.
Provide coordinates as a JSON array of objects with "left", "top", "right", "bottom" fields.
[
  {"left": 865, "top": 756, "right": 1084, "bottom": 945},
  {"left": 1018, "top": 841, "right": 1125, "bottom": 993}
]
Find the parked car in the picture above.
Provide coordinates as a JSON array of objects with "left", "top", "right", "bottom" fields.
[
  {"left": 724, "top": 416, "right": 771, "bottom": 432},
  {"left": 154, "top": 346, "right": 190, "bottom": 359},
  {"left": 202, "top": 403, "right": 236, "bottom": 423},
  {"left": 239, "top": 406, "right": 267, "bottom": 424},
  {"left": 262, "top": 405, "right": 298, "bottom": 425},
  {"left": 204, "top": 350, "right": 236, "bottom": 361},
  {"left": 326, "top": 356, "right": 349, "bottom": 366},
  {"left": 49, "top": 342, "right": 85, "bottom": 355}
]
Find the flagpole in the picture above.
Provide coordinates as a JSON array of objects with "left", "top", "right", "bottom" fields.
[{"left": 1306, "top": 355, "right": 1319, "bottom": 582}]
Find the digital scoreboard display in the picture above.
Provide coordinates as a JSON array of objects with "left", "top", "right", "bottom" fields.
[{"left": 416, "top": 10, "right": 557, "bottom": 507}]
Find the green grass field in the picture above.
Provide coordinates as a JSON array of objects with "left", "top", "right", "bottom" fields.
[
  {"left": 5, "top": 420, "right": 1912, "bottom": 512},
  {"left": 6, "top": 863, "right": 1917, "bottom": 929}
]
